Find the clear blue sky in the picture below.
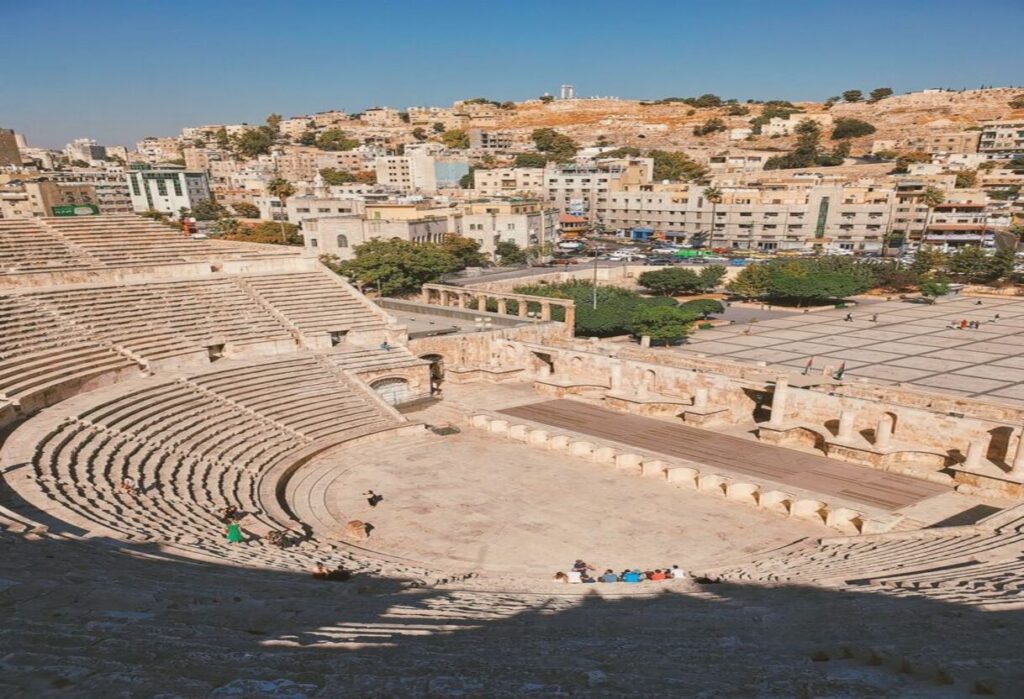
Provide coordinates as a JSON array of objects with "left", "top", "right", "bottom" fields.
[{"left": 3, "top": 0, "right": 1023, "bottom": 148}]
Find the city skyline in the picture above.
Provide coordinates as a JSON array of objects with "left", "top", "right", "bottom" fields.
[{"left": 3, "top": 0, "right": 1023, "bottom": 147}]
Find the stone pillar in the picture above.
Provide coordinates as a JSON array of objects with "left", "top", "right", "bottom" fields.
[
  {"left": 609, "top": 361, "right": 623, "bottom": 391},
  {"left": 964, "top": 438, "right": 986, "bottom": 469},
  {"left": 874, "top": 414, "right": 893, "bottom": 450},
  {"left": 768, "top": 378, "right": 789, "bottom": 427},
  {"left": 518, "top": 298, "right": 529, "bottom": 318},
  {"left": 420, "top": 287, "right": 431, "bottom": 304},
  {"left": 693, "top": 387, "right": 708, "bottom": 410},
  {"left": 640, "top": 335, "right": 651, "bottom": 348},
  {"left": 540, "top": 302, "right": 551, "bottom": 321},
  {"left": 1011, "top": 429, "right": 1024, "bottom": 476},
  {"left": 497, "top": 298, "right": 507, "bottom": 315},
  {"left": 837, "top": 410, "right": 855, "bottom": 441},
  {"left": 476, "top": 294, "right": 487, "bottom": 312},
  {"left": 562, "top": 303, "right": 575, "bottom": 330}
]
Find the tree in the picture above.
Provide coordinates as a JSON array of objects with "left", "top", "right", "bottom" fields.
[
  {"left": 650, "top": 151, "right": 707, "bottom": 182},
  {"left": 514, "top": 152, "right": 548, "bottom": 168},
  {"left": 693, "top": 118, "right": 726, "bottom": 136},
  {"left": 232, "top": 127, "right": 274, "bottom": 158},
  {"left": 699, "top": 264, "right": 727, "bottom": 290},
  {"left": 319, "top": 167, "right": 357, "bottom": 185},
  {"left": 412, "top": 127, "right": 428, "bottom": 141},
  {"left": 918, "top": 274, "right": 950, "bottom": 302},
  {"left": 458, "top": 167, "right": 475, "bottom": 189},
  {"left": 316, "top": 129, "right": 359, "bottom": 151},
  {"left": 212, "top": 217, "right": 241, "bottom": 237},
  {"left": 954, "top": 170, "right": 978, "bottom": 188},
  {"left": 874, "top": 264, "right": 919, "bottom": 292},
  {"left": 336, "top": 239, "right": 458, "bottom": 295},
  {"left": 297, "top": 131, "right": 317, "bottom": 146},
  {"left": 440, "top": 235, "right": 488, "bottom": 269},
  {"left": 629, "top": 305, "right": 699, "bottom": 345},
  {"left": 949, "top": 246, "right": 1013, "bottom": 283},
  {"left": 1008, "top": 95, "right": 1024, "bottom": 109},
  {"left": 495, "top": 240, "right": 527, "bottom": 265},
  {"left": 432, "top": 122, "right": 446, "bottom": 134},
  {"left": 703, "top": 186, "right": 723, "bottom": 249},
  {"left": 910, "top": 245, "right": 947, "bottom": 275},
  {"left": 726, "top": 104, "right": 750, "bottom": 116},
  {"left": 353, "top": 170, "right": 377, "bottom": 184},
  {"left": 679, "top": 298, "right": 725, "bottom": 318},
  {"left": 842, "top": 90, "right": 863, "bottom": 102},
  {"left": 231, "top": 201, "right": 260, "bottom": 218},
  {"left": 868, "top": 87, "right": 894, "bottom": 103},
  {"left": 539, "top": 95, "right": 554, "bottom": 103},
  {"left": 727, "top": 263, "right": 771, "bottom": 299},
  {"left": 638, "top": 268, "right": 704, "bottom": 295},
  {"left": 191, "top": 198, "right": 228, "bottom": 221},
  {"left": 531, "top": 128, "right": 578, "bottom": 161},
  {"left": 217, "top": 220, "right": 302, "bottom": 246},
  {"left": 892, "top": 150, "right": 931, "bottom": 173},
  {"left": 265, "top": 113, "right": 282, "bottom": 137},
  {"left": 398, "top": 111, "right": 410, "bottom": 123},
  {"left": 267, "top": 178, "right": 296, "bottom": 243},
  {"left": 920, "top": 186, "right": 946, "bottom": 245},
  {"left": 764, "top": 263, "right": 867, "bottom": 306},
  {"left": 600, "top": 147, "right": 643, "bottom": 159},
  {"left": 440, "top": 129, "right": 469, "bottom": 149},
  {"left": 215, "top": 127, "right": 230, "bottom": 149},
  {"left": 764, "top": 119, "right": 824, "bottom": 170},
  {"left": 831, "top": 118, "right": 876, "bottom": 139}
]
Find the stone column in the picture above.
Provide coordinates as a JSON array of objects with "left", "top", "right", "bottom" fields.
[
  {"left": 837, "top": 410, "right": 855, "bottom": 441},
  {"left": 420, "top": 287, "right": 431, "bottom": 304},
  {"left": 640, "top": 335, "right": 651, "bottom": 348},
  {"left": 609, "top": 361, "right": 623, "bottom": 391},
  {"left": 1010, "top": 429, "right": 1024, "bottom": 476},
  {"left": 497, "top": 298, "right": 508, "bottom": 315},
  {"left": 518, "top": 298, "right": 529, "bottom": 318},
  {"left": 874, "top": 414, "right": 893, "bottom": 450},
  {"left": 562, "top": 304, "right": 575, "bottom": 330},
  {"left": 964, "top": 438, "right": 986, "bottom": 469},
  {"left": 540, "top": 302, "right": 551, "bottom": 321},
  {"left": 693, "top": 387, "right": 709, "bottom": 410},
  {"left": 476, "top": 294, "right": 487, "bottom": 312},
  {"left": 769, "top": 378, "right": 789, "bottom": 427}
]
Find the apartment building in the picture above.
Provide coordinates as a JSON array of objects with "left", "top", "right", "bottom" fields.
[
  {"left": 707, "top": 150, "right": 776, "bottom": 173},
  {"left": 286, "top": 194, "right": 366, "bottom": 226},
  {"left": 0, "top": 179, "right": 98, "bottom": 218},
  {"left": 182, "top": 147, "right": 229, "bottom": 171},
  {"left": 135, "top": 137, "right": 184, "bottom": 162},
  {"left": 598, "top": 181, "right": 895, "bottom": 252},
  {"left": 50, "top": 171, "right": 133, "bottom": 214},
  {"left": 279, "top": 117, "right": 314, "bottom": 140},
  {"left": 979, "top": 120, "right": 1024, "bottom": 154},
  {"left": 63, "top": 138, "right": 107, "bottom": 164},
  {"left": 543, "top": 158, "right": 654, "bottom": 222},
  {"left": 375, "top": 151, "right": 435, "bottom": 192},
  {"left": 474, "top": 167, "right": 545, "bottom": 197},
  {"left": 310, "top": 111, "right": 349, "bottom": 128},
  {"left": 468, "top": 129, "right": 514, "bottom": 151},
  {"left": 462, "top": 198, "right": 558, "bottom": 255},
  {"left": 0, "top": 129, "right": 22, "bottom": 166},
  {"left": 126, "top": 168, "right": 212, "bottom": 216},
  {"left": 925, "top": 193, "right": 993, "bottom": 248},
  {"left": 761, "top": 113, "right": 833, "bottom": 137},
  {"left": 302, "top": 199, "right": 462, "bottom": 260},
  {"left": 360, "top": 108, "right": 403, "bottom": 127},
  {"left": 891, "top": 175, "right": 957, "bottom": 242},
  {"left": 407, "top": 107, "right": 466, "bottom": 130}
]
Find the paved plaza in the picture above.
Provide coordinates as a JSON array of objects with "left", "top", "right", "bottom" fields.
[{"left": 680, "top": 296, "right": 1024, "bottom": 405}]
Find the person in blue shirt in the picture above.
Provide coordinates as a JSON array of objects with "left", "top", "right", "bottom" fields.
[
  {"left": 598, "top": 569, "right": 618, "bottom": 583},
  {"left": 622, "top": 569, "right": 643, "bottom": 583}
]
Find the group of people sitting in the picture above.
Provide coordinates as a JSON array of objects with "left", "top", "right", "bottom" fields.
[
  {"left": 951, "top": 316, "right": 998, "bottom": 330},
  {"left": 311, "top": 562, "right": 353, "bottom": 581},
  {"left": 555, "top": 560, "right": 688, "bottom": 584}
]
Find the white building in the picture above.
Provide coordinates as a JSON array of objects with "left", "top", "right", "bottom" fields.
[{"left": 126, "top": 169, "right": 212, "bottom": 216}]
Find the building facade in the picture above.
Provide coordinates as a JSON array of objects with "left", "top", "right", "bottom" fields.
[
  {"left": 979, "top": 120, "right": 1024, "bottom": 154},
  {"left": 126, "top": 169, "right": 212, "bottom": 216}
]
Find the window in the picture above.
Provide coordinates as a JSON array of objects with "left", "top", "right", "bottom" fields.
[
  {"left": 155, "top": 178, "right": 167, "bottom": 196},
  {"left": 309, "top": 238, "right": 318, "bottom": 248},
  {"left": 336, "top": 234, "right": 348, "bottom": 248},
  {"left": 506, "top": 223, "right": 515, "bottom": 230}
]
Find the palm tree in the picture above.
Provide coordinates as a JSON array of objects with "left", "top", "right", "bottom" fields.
[
  {"left": 267, "top": 178, "right": 296, "bottom": 243},
  {"left": 919, "top": 185, "right": 946, "bottom": 248},
  {"left": 703, "top": 186, "right": 723, "bottom": 250}
]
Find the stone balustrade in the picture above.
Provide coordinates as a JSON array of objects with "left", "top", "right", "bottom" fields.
[{"left": 420, "top": 283, "right": 575, "bottom": 333}]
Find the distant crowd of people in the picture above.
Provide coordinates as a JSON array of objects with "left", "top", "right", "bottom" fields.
[
  {"left": 951, "top": 316, "right": 999, "bottom": 330},
  {"left": 555, "top": 560, "right": 689, "bottom": 584}
]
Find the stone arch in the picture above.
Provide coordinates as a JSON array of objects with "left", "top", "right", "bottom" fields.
[
  {"left": 336, "top": 234, "right": 349, "bottom": 248},
  {"left": 370, "top": 377, "right": 410, "bottom": 406},
  {"left": 644, "top": 369, "right": 657, "bottom": 391},
  {"left": 419, "top": 354, "right": 445, "bottom": 395}
]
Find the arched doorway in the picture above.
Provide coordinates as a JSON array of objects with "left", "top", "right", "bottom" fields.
[
  {"left": 371, "top": 378, "right": 410, "bottom": 406},
  {"left": 420, "top": 354, "right": 445, "bottom": 395}
]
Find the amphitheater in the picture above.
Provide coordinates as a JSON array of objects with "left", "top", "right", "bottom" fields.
[{"left": 1, "top": 215, "right": 1023, "bottom": 697}]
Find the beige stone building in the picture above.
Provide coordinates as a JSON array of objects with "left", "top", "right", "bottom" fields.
[
  {"left": 462, "top": 198, "right": 558, "bottom": 256},
  {"left": 360, "top": 108, "right": 403, "bottom": 127},
  {"left": 543, "top": 158, "right": 654, "bottom": 222},
  {"left": 474, "top": 167, "right": 545, "bottom": 197},
  {"left": 0, "top": 179, "right": 98, "bottom": 218}
]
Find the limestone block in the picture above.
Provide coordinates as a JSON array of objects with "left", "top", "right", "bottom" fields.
[
  {"left": 665, "top": 466, "right": 699, "bottom": 488},
  {"left": 548, "top": 435, "right": 572, "bottom": 452},
  {"left": 759, "top": 490, "right": 793, "bottom": 515},
  {"left": 527, "top": 429, "right": 550, "bottom": 446},
  {"left": 615, "top": 453, "right": 643, "bottom": 472},
  {"left": 487, "top": 419, "right": 509, "bottom": 436},
  {"left": 569, "top": 441, "right": 595, "bottom": 458},
  {"left": 641, "top": 459, "right": 669, "bottom": 477},
  {"left": 826, "top": 507, "right": 864, "bottom": 534},
  {"left": 508, "top": 424, "right": 530, "bottom": 442},
  {"left": 726, "top": 482, "right": 760, "bottom": 505},
  {"left": 860, "top": 514, "right": 902, "bottom": 535},
  {"left": 791, "top": 499, "right": 828, "bottom": 523},
  {"left": 592, "top": 446, "right": 618, "bottom": 464},
  {"left": 471, "top": 414, "right": 491, "bottom": 429},
  {"left": 697, "top": 473, "right": 731, "bottom": 496}
]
